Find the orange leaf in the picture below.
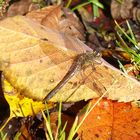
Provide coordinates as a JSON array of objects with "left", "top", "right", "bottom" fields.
[{"left": 78, "top": 98, "right": 140, "bottom": 140}]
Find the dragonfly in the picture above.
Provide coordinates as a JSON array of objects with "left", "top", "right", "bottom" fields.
[{"left": 43, "top": 51, "right": 101, "bottom": 102}]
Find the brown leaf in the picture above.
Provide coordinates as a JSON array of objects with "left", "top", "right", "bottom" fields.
[
  {"left": 78, "top": 98, "right": 140, "bottom": 139},
  {"left": 81, "top": 59, "right": 140, "bottom": 102},
  {"left": 1, "top": 16, "right": 140, "bottom": 102},
  {"left": 26, "top": 5, "right": 85, "bottom": 40},
  {"left": 59, "top": 8, "right": 85, "bottom": 40},
  {"left": 41, "top": 5, "right": 62, "bottom": 30},
  {"left": 7, "top": 0, "right": 39, "bottom": 17},
  {"left": 111, "top": 0, "right": 134, "bottom": 20},
  {"left": 0, "top": 16, "right": 91, "bottom": 101},
  {"left": 19, "top": 123, "right": 32, "bottom": 140},
  {"left": 26, "top": 5, "right": 60, "bottom": 25}
]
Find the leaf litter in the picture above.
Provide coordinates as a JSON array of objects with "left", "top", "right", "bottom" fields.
[
  {"left": 0, "top": 11, "right": 140, "bottom": 102},
  {"left": 0, "top": 2, "right": 140, "bottom": 139},
  {"left": 78, "top": 98, "right": 140, "bottom": 139}
]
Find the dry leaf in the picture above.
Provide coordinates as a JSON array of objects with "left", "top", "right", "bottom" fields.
[
  {"left": 26, "top": 5, "right": 60, "bottom": 25},
  {"left": 18, "top": 123, "right": 32, "bottom": 140},
  {"left": 79, "top": 59, "right": 140, "bottom": 102},
  {"left": 3, "top": 78, "right": 45, "bottom": 118},
  {"left": 41, "top": 5, "right": 62, "bottom": 30},
  {"left": 78, "top": 98, "right": 140, "bottom": 139},
  {"left": 0, "top": 15, "right": 92, "bottom": 102},
  {"left": 0, "top": 16, "right": 140, "bottom": 102},
  {"left": 7, "top": 0, "right": 39, "bottom": 17},
  {"left": 26, "top": 5, "right": 85, "bottom": 40},
  {"left": 111, "top": 0, "right": 134, "bottom": 20}
]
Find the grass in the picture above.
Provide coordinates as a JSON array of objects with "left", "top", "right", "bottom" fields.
[
  {"left": 42, "top": 101, "right": 90, "bottom": 139},
  {"left": 0, "top": 97, "right": 110, "bottom": 140},
  {"left": 0, "top": 132, "right": 7, "bottom": 140},
  {"left": 66, "top": 0, "right": 104, "bottom": 18},
  {"left": 0, "top": 131, "right": 21, "bottom": 140},
  {"left": 42, "top": 85, "right": 117, "bottom": 140},
  {"left": 31, "top": 0, "right": 104, "bottom": 19},
  {"left": 115, "top": 20, "right": 140, "bottom": 76},
  {"left": 42, "top": 102, "right": 67, "bottom": 140},
  {"left": 32, "top": 0, "right": 46, "bottom": 8},
  {"left": 116, "top": 0, "right": 123, "bottom": 4}
]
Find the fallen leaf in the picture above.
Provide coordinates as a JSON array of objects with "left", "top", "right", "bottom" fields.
[
  {"left": 0, "top": 73, "right": 45, "bottom": 132},
  {"left": 26, "top": 5, "right": 60, "bottom": 25},
  {"left": 26, "top": 5, "right": 85, "bottom": 40},
  {"left": 111, "top": 0, "right": 121, "bottom": 19},
  {"left": 0, "top": 16, "right": 140, "bottom": 103},
  {"left": 18, "top": 120, "right": 32, "bottom": 140},
  {"left": 41, "top": 5, "right": 62, "bottom": 30},
  {"left": 0, "top": 15, "right": 92, "bottom": 102},
  {"left": 5, "top": 94, "right": 45, "bottom": 117},
  {"left": 111, "top": 0, "right": 134, "bottom": 20},
  {"left": 78, "top": 98, "right": 140, "bottom": 140},
  {"left": 81, "top": 59, "right": 140, "bottom": 102},
  {"left": 4, "top": 72, "right": 45, "bottom": 117},
  {"left": 7, "top": 0, "right": 39, "bottom": 17}
]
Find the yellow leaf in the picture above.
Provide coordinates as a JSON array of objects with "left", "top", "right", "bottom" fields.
[{"left": 4, "top": 79, "right": 45, "bottom": 117}]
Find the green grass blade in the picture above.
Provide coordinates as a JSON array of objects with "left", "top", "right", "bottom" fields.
[
  {"left": 117, "top": 31, "right": 140, "bottom": 58},
  {"left": 67, "top": 103, "right": 91, "bottom": 140},
  {"left": 117, "top": 32, "right": 140, "bottom": 66},
  {"left": 89, "top": 0, "right": 104, "bottom": 9},
  {"left": 55, "top": 102, "right": 62, "bottom": 140},
  {"left": 45, "top": 103, "right": 51, "bottom": 124},
  {"left": 73, "top": 103, "right": 91, "bottom": 133},
  {"left": 65, "top": 0, "right": 73, "bottom": 8},
  {"left": 14, "top": 132, "right": 21, "bottom": 140},
  {"left": 59, "top": 131, "right": 66, "bottom": 140},
  {"left": 117, "top": 60, "right": 128, "bottom": 74},
  {"left": 0, "top": 132, "right": 7, "bottom": 140},
  {"left": 93, "top": 4, "right": 99, "bottom": 18},
  {"left": 42, "top": 111, "right": 53, "bottom": 140},
  {"left": 67, "top": 116, "right": 78, "bottom": 140},
  {"left": 46, "top": 133, "right": 51, "bottom": 140},
  {"left": 126, "top": 20, "right": 139, "bottom": 50},
  {"left": 115, "top": 21, "right": 138, "bottom": 46},
  {"left": 117, "top": 32, "right": 134, "bottom": 55},
  {"left": 71, "top": 2, "right": 90, "bottom": 11},
  {"left": 59, "top": 121, "right": 67, "bottom": 139},
  {"left": 126, "top": 20, "right": 136, "bottom": 43}
]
